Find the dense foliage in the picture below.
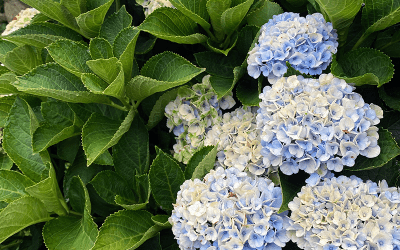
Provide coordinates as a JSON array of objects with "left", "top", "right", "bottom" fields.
[{"left": 0, "top": 0, "right": 399, "bottom": 249}]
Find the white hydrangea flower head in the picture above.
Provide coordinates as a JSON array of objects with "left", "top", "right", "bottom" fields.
[
  {"left": 169, "top": 167, "right": 290, "bottom": 250},
  {"left": 139, "top": 0, "right": 175, "bottom": 16},
  {"left": 288, "top": 175, "right": 400, "bottom": 250},
  {"left": 165, "top": 75, "right": 235, "bottom": 164},
  {"left": 247, "top": 12, "right": 338, "bottom": 81},
  {"left": 2, "top": 8, "right": 40, "bottom": 36},
  {"left": 204, "top": 106, "right": 277, "bottom": 176},
  {"left": 257, "top": 73, "right": 383, "bottom": 177}
]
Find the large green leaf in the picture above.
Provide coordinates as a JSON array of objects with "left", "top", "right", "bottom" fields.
[
  {"left": 347, "top": 129, "right": 400, "bottom": 171},
  {"left": 0, "top": 154, "right": 13, "bottom": 170},
  {"left": 82, "top": 109, "right": 135, "bottom": 166},
  {"left": 115, "top": 174, "right": 150, "bottom": 210},
  {"left": 236, "top": 75, "right": 261, "bottom": 106},
  {"left": 169, "top": 0, "right": 210, "bottom": 30},
  {"left": 46, "top": 40, "right": 92, "bottom": 77},
  {"left": 61, "top": 0, "right": 87, "bottom": 17},
  {"left": 18, "top": 0, "right": 79, "bottom": 33},
  {"left": 221, "top": 0, "right": 254, "bottom": 36},
  {"left": 138, "top": 8, "right": 208, "bottom": 44},
  {"left": 99, "top": 5, "right": 133, "bottom": 44},
  {"left": 93, "top": 210, "right": 162, "bottom": 250},
  {"left": 0, "top": 72, "right": 18, "bottom": 96},
  {"left": 331, "top": 48, "right": 394, "bottom": 87},
  {"left": 353, "top": 0, "right": 400, "bottom": 49},
  {"left": 127, "top": 51, "right": 205, "bottom": 102},
  {"left": 3, "top": 97, "right": 48, "bottom": 182},
  {"left": 206, "top": 0, "right": 231, "bottom": 39},
  {"left": 0, "top": 197, "right": 52, "bottom": 244},
  {"left": 246, "top": 0, "right": 283, "bottom": 27},
  {"left": 0, "top": 170, "right": 35, "bottom": 203},
  {"left": 113, "top": 115, "right": 149, "bottom": 185},
  {"left": 0, "top": 95, "right": 16, "bottom": 127},
  {"left": 277, "top": 170, "right": 306, "bottom": 213},
  {"left": 194, "top": 50, "right": 242, "bottom": 78},
  {"left": 147, "top": 88, "right": 179, "bottom": 130},
  {"left": 314, "top": 0, "right": 363, "bottom": 44},
  {"left": 0, "top": 40, "right": 18, "bottom": 63},
  {"left": 89, "top": 38, "right": 113, "bottom": 59},
  {"left": 14, "top": 63, "right": 111, "bottom": 104},
  {"left": 374, "top": 27, "right": 400, "bottom": 58},
  {"left": 26, "top": 164, "right": 69, "bottom": 216},
  {"left": 379, "top": 85, "right": 400, "bottom": 111},
  {"left": 113, "top": 27, "right": 140, "bottom": 81},
  {"left": 3, "top": 45, "right": 42, "bottom": 75},
  {"left": 184, "top": 146, "right": 216, "bottom": 180},
  {"left": 43, "top": 176, "right": 98, "bottom": 250},
  {"left": 76, "top": 0, "right": 114, "bottom": 38},
  {"left": 32, "top": 101, "right": 83, "bottom": 153},
  {"left": 149, "top": 148, "right": 185, "bottom": 211},
  {"left": 2, "top": 22, "right": 83, "bottom": 48}
]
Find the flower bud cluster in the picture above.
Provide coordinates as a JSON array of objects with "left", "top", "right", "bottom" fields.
[
  {"left": 2, "top": 8, "right": 40, "bottom": 36},
  {"left": 288, "top": 175, "right": 400, "bottom": 250},
  {"left": 165, "top": 75, "right": 235, "bottom": 164},
  {"left": 247, "top": 12, "right": 338, "bottom": 80},
  {"left": 257, "top": 74, "right": 383, "bottom": 177},
  {"left": 169, "top": 167, "right": 290, "bottom": 250},
  {"left": 204, "top": 107, "right": 275, "bottom": 176},
  {"left": 140, "top": 0, "right": 175, "bottom": 16}
]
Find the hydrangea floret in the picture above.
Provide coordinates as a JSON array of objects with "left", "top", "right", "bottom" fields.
[
  {"left": 287, "top": 175, "right": 400, "bottom": 250},
  {"left": 204, "top": 107, "right": 274, "bottom": 176},
  {"left": 139, "top": 0, "right": 175, "bottom": 16},
  {"left": 2, "top": 8, "right": 40, "bottom": 36},
  {"left": 165, "top": 75, "right": 235, "bottom": 164},
  {"left": 247, "top": 12, "right": 338, "bottom": 80},
  {"left": 169, "top": 167, "right": 290, "bottom": 250},
  {"left": 257, "top": 73, "right": 383, "bottom": 178}
]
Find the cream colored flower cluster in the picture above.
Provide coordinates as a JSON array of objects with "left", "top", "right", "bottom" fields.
[
  {"left": 139, "top": 0, "right": 175, "bottom": 16},
  {"left": 2, "top": 8, "right": 40, "bottom": 36}
]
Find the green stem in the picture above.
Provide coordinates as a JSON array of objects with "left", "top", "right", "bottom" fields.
[
  {"left": 69, "top": 210, "right": 83, "bottom": 216},
  {"left": 108, "top": 101, "right": 129, "bottom": 111},
  {"left": 352, "top": 33, "right": 367, "bottom": 50},
  {"left": 0, "top": 240, "right": 23, "bottom": 250},
  {"left": 221, "top": 33, "right": 232, "bottom": 50},
  {"left": 115, "top": 0, "right": 121, "bottom": 11}
]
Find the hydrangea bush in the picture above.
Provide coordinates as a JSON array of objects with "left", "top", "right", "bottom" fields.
[
  {"left": 0, "top": 0, "right": 399, "bottom": 250},
  {"left": 1, "top": 8, "right": 39, "bottom": 35}
]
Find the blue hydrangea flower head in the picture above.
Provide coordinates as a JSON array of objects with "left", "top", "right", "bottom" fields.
[
  {"left": 247, "top": 12, "right": 338, "bottom": 80},
  {"left": 165, "top": 75, "right": 235, "bottom": 164},
  {"left": 257, "top": 74, "right": 383, "bottom": 178},
  {"left": 169, "top": 167, "right": 290, "bottom": 250},
  {"left": 288, "top": 175, "right": 400, "bottom": 250}
]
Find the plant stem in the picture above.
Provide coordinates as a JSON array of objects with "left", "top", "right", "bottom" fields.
[
  {"left": 115, "top": 0, "right": 121, "bottom": 11},
  {"left": 0, "top": 240, "right": 23, "bottom": 250},
  {"left": 69, "top": 210, "right": 83, "bottom": 216},
  {"left": 109, "top": 101, "right": 129, "bottom": 111}
]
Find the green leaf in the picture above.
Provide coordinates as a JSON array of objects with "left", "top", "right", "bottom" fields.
[
  {"left": 0, "top": 40, "right": 18, "bottom": 63},
  {"left": 147, "top": 88, "right": 179, "bottom": 130},
  {"left": 246, "top": 1, "right": 283, "bottom": 27},
  {"left": 151, "top": 215, "right": 171, "bottom": 228},
  {"left": 194, "top": 51, "right": 242, "bottom": 78},
  {"left": 2, "top": 22, "right": 83, "bottom": 48},
  {"left": 14, "top": 63, "right": 111, "bottom": 104},
  {"left": 135, "top": 33, "right": 157, "bottom": 55},
  {"left": 0, "top": 95, "right": 16, "bottom": 127},
  {"left": 206, "top": 0, "right": 231, "bottom": 38},
  {"left": 127, "top": 51, "right": 205, "bottom": 101},
  {"left": 374, "top": 27, "right": 400, "bottom": 58},
  {"left": 76, "top": 0, "right": 114, "bottom": 38},
  {"left": 46, "top": 40, "right": 92, "bottom": 77},
  {"left": 43, "top": 176, "right": 98, "bottom": 250},
  {"left": 93, "top": 210, "right": 161, "bottom": 250},
  {"left": 90, "top": 170, "right": 136, "bottom": 205},
  {"left": 3, "top": 97, "right": 48, "bottom": 182},
  {"left": 314, "top": 0, "right": 362, "bottom": 44},
  {"left": 235, "top": 25, "right": 260, "bottom": 59},
  {"left": 137, "top": 233, "right": 161, "bottom": 250},
  {"left": 353, "top": 0, "right": 400, "bottom": 49},
  {"left": 169, "top": 0, "right": 210, "bottom": 30},
  {"left": 0, "top": 72, "right": 19, "bottom": 95},
  {"left": 3, "top": 45, "right": 42, "bottom": 75},
  {"left": 18, "top": 0, "right": 79, "bottom": 33},
  {"left": 61, "top": 0, "right": 87, "bottom": 17},
  {"left": 57, "top": 136, "right": 81, "bottom": 163},
  {"left": 113, "top": 27, "right": 140, "bottom": 81},
  {"left": 0, "top": 154, "right": 13, "bottom": 170},
  {"left": 26, "top": 164, "right": 69, "bottom": 216},
  {"left": 0, "top": 170, "right": 35, "bottom": 203},
  {"left": 206, "top": 31, "right": 238, "bottom": 56},
  {"left": 379, "top": 85, "right": 400, "bottom": 111},
  {"left": 149, "top": 148, "right": 185, "bottom": 211},
  {"left": 32, "top": 101, "right": 83, "bottom": 153},
  {"left": 138, "top": 8, "right": 208, "bottom": 44},
  {"left": 347, "top": 129, "right": 400, "bottom": 171},
  {"left": 115, "top": 174, "right": 150, "bottom": 210},
  {"left": 82, "top": 109, "right": 135, "bottom": 166},
  {"left": 331, "top": 48, "right": 394, "bottom": 87},
  {"left": 0, "top": 197, "right": 52, "bottom": 244},
  {"left": 184, "top": 146, "right": 216, "bottom": 180},
  {"left": 89, "top": 38, "right": 113, "bottom": 59},
  {"left": 113, "top": 115, "right": 149, "bottom": 184},
  {"left": 236, "top": 75, "right": 261, "bottom": 106},
  {"left": 209, "top": 76, "right": 234, "bottom": 99},
  {"left": 221, "top": 0, "right": 254, "bottom": 36},
  {"left": 277, "top": 170, "right": 305, "bottom": 213},
  {"left": 99, "top": 5, "right": 132, "bottom": 44},
  {"left": 190, "top": 145, "right": 218, "bottom": 180}
]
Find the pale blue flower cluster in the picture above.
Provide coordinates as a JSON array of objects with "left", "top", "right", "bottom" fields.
[
  {"left": 165, "top": 75, "right": 235, "bottom": 163},
  {"left": 247, "top": 12, "right": 338, "bottom": 80},
  {"left": 288, "top": 175, "right": 400, "bottom": 250},
  {"left": 257, "top": 74, "right": 383, "bottom": 177},
  {"left": 169, "top": 167, "right": 290, "bottom": 250}
]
